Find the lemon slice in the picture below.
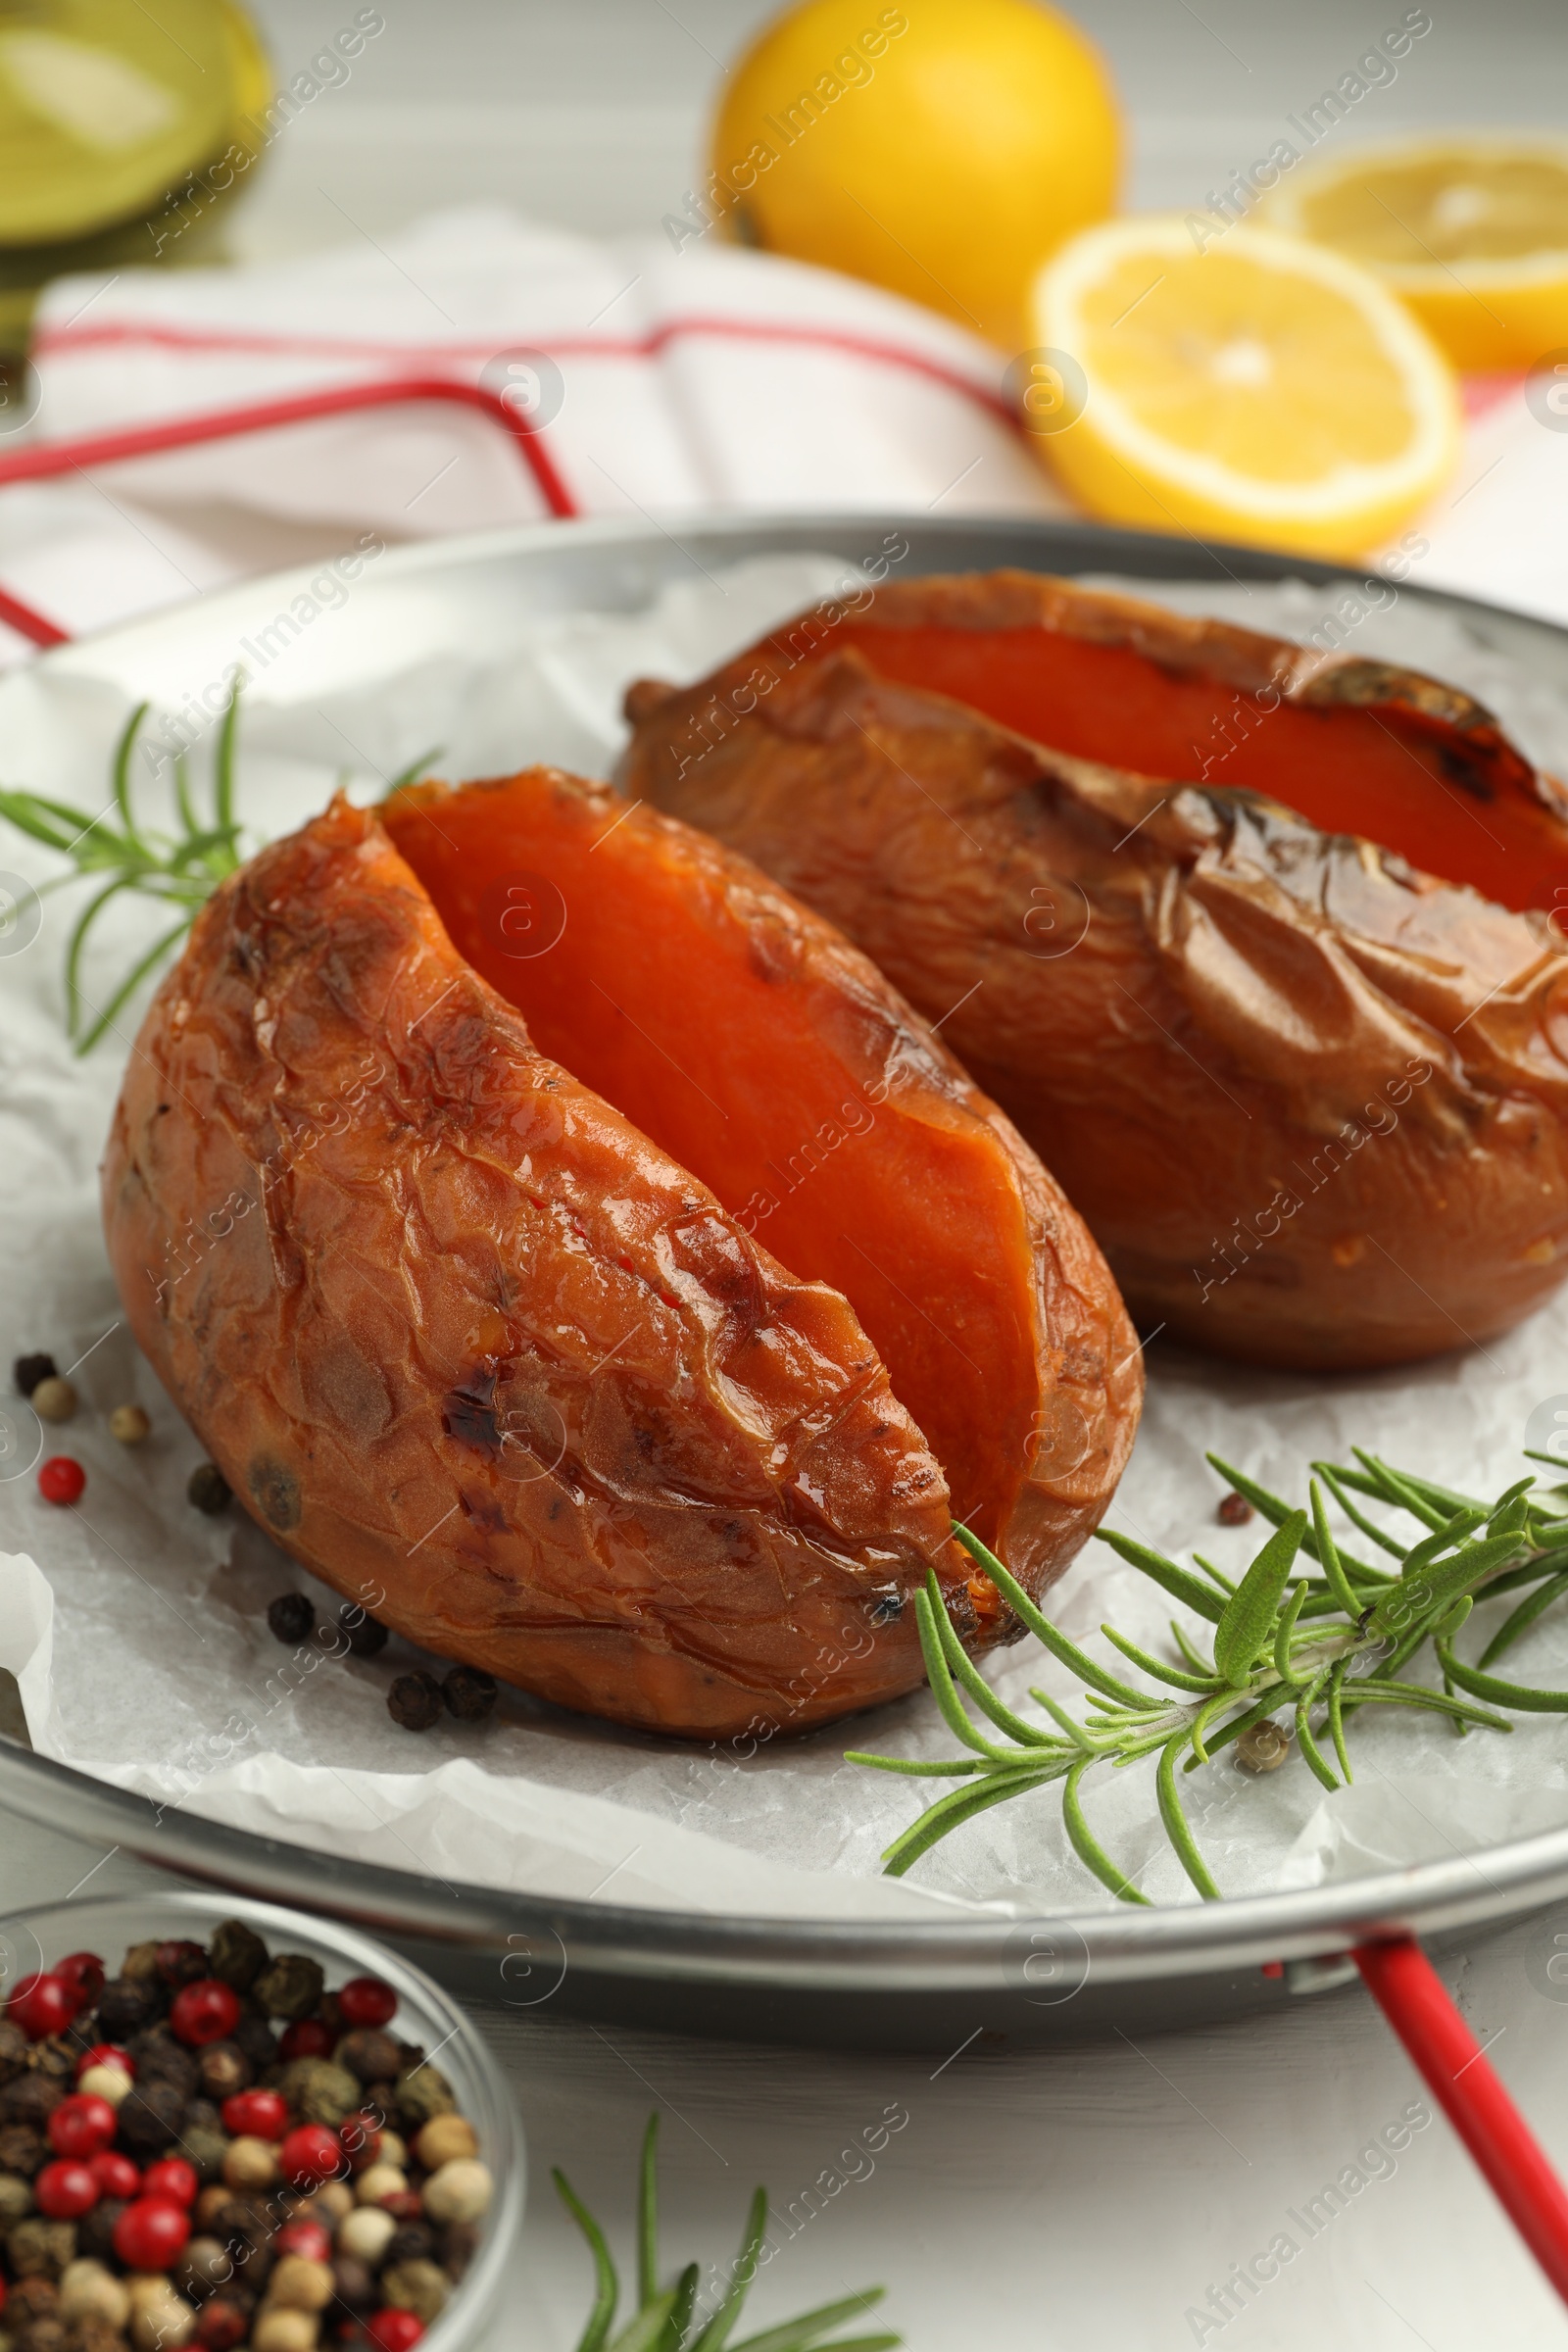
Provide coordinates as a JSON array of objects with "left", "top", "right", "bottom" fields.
[
  {"left": 1027, "top": 215, "right": 1459, "bottom": 561},
  {"left": 1260, "top": 136, "right": 1568, "bottom": 372}
]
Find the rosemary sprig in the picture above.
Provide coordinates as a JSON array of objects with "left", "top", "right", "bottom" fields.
[
  {"left": 556, "top": 2115, "right": 898, "bottom": 2352},
  {"left": 0, "top": 701, "right": 447, "bottom": 1054},
  {"left": 849, "top": 1447, "right": 1568, "bottom": 1903},
  {"left": 0, "top": 692, "right": 244, "bottom": 1051}
]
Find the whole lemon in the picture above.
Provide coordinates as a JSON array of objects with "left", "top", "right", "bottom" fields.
[{"left": 705, "top": 0, "right": 1120, "bottom": 349}]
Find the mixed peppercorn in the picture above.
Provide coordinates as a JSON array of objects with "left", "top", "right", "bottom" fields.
[
  {"left": 0, "top": 1922, "right": 492, "bottom": 2352},
  {"left": 11, "top": 1354, "right": 498, "bottom": 1740}
]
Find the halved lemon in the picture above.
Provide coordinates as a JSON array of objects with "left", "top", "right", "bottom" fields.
[
  {"left": 1027, "top": 215, "right": 1459, "bottom": 561},
  {"left": 1259, "top": 136, "right": 1568, "bottom": 372}
]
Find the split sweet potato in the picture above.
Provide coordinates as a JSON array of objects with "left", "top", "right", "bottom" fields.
[
  {"left": 620, "top": 577, "right": 1568, "bottom": 1371},
  {"left": 104, "top": 780, "right": 1139, "bottom": 1740}
]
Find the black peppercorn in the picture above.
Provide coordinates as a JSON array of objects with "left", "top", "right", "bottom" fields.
[
  {"left": 94, "top": 1974, "right": 163, "bottom": 2039},
  {"left": 386, "top": 2221, "right": 434, "bottom": 2267},
  {"left": 128, "top": 2026, "right": 200, "bottom": 2100},
  {"left": 209, "top": 1917, "right": 269, "bottom": 1992},
  {"left": 0, "top": 2122, "right": 43, "bottom": 2176},
  {"left": 1217, "top": 1490, "right": 1254, "bottom": 1527},
  {"left": 13, "top": 1354, "right": 56, "bottom": 1398},
  {"left": 0, "top": 2073, "right": 62, "bottom": 2129},
  {"left": 339, "top": 1602, "right": 389, "bottom": 1657},
  {"left": 117, "top": 2075, "right": 187, "bottom": 2155},
  {"left": 0, "top": 2019, "right": 26, "bottom": 2084},
  {"left": 75, "top": 2199, "right": 126, "bottom": 2266},
  {"left": 388, "top": 1671, "right": 443, "bottom": 1731},
  {"left": 188, "top": 1460, "right": 231, "bottom": 1514},
  {"left": 335, "top": 2029, "right": 403, "bottom": 2086},
  {"left": 267, "top": 1592, "right": 315, "bottom": 1645},
  {"left": 442, "top": 1665, "right": 497, "bottom": 1722},
  {"left": 25, "top": 2035, "right": 77, "bottom": 2086},
  {"left": 230, "top": 2008, "right": 278, "bottom": 2068}
]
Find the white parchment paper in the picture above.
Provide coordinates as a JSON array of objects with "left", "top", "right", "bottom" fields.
[{"left": 4, "top": 553, "right": 1568, "bottom": 1919}]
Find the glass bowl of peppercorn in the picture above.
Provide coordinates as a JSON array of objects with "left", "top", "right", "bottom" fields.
[{"left": 0, "top": 1892, "right": 524, "bottom": 2352}]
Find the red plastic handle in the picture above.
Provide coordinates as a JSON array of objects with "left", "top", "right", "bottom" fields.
[
  {"left": 1355, "top": 1935, "right": 1568, "bottom": 2304},
  {"left": 0, "top": 372, "right": 579, "bottom": 648}
]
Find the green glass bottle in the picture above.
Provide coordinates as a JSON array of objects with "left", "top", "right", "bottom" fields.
[{"left": 0, "top": 0, "right": 272, "bottom": 355}]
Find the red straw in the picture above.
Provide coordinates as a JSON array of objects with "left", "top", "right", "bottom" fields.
[{"left": 1355, "top": 1935, "right": 1568, "bottom": 2304}]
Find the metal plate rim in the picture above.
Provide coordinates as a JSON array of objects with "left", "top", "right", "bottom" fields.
[{"left": 9, "top": 504, "right": 1568, "bottom": 1995}]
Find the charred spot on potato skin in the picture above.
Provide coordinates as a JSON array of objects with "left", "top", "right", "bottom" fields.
[
  {"left": 247, "top": 1455, "right": 302, "bottom": 1532},
  {"left": 943, "top": 1581, "right": 979, "bottom": 1643},
  {"left": 443, "top": 1374, "right": 502, "bottom": 1456},
  {"left": 1433, "top": 740, "right": 1497, "bottom": 803},
  {"left": 459, "top": 1485, "right": 508, "bottom": 1534}
]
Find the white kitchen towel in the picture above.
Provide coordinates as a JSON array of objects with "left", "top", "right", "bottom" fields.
[
  {"left": 0, "top": 202, "right": 1563, "bottom": 658},
  {"left": 0, "top": 204, "right": 1056, "bottom": 652}
]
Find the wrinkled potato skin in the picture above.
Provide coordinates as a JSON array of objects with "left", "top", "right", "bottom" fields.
[
  {"left": 622, "top": 653, "right": 1568, "bottom": 1371},
  {"left": 102, "top": 797, "right": 977, "bottom": 1740}
]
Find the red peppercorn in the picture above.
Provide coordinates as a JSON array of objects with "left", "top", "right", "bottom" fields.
[
  {"left": 274, "top": 2218, "right": 332, "bottom": 2264},
  {"left": 88, "top": 2150, "right": 140, "bottom": 2199},
  {"left": 278, "top": 2123, "right": 342, "bottom": 2189},
  {"left": 47, "top": 2093, "right": 118, "bottom": 2161},
  {"left": 37, "top": 1448, "right": 84, "bottom": 1505},
  {"left": 380, "top": 2188, "right": 423, "bottom": 2223},
  {"left": 169, "top": 1979, "right": 241, "bottom": 2047},
  {"left": 220, "top": 2088, "right": 287, "bottom": 2141},
  {"left": 336, "top": 1975, "right": 397, "bottom": 2031},
  {"left": 113, "top": 2195, "right": 191, "bottom": 2271},
  {"left": 277, "top": 2018, "right": 334, "bottom": 2062},
  {"left": 75, "top": 2041, "right": 135, "bottom": 2082},
  {"left": 8, "top": 1973, "right": 76, "bottom": 2041},
  {"left": 38, "top": 1456, "right": 85, "bottom": 1505},
  {"left": 141, "top": 2156, "right": 198, "bottom": 2207},
  {"left": 54, "top": 1950, "right": 106, "bottom": 2009},
  {"left": 366, "top": 2315, "right": 424, "bottom": 2352},
  {"left": 34, "top": 2159, "right": 100, "bottom": 2219},
  {"left": 195, "top": 2306, "right": 247, "bottom": 2352}
]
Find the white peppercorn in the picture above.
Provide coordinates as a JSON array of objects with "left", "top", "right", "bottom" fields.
[{"left": 420, "top": 2157, "right": 493, "bottom": 2226}]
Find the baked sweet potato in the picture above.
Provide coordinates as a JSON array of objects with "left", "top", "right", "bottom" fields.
[
  {"left": 104, "top": 780, "right": 1139, "bottom": 1740},
  {"left": 620, "top": 578, "right": 1568, "bottom": 1371}
]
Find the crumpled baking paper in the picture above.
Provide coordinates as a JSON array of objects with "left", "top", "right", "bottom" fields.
[{"left": 4, "top": 552, "right": 1568, "bottom": 1921}]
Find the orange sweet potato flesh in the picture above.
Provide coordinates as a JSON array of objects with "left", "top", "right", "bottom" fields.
[
  {"left": 621, "top": 627, "right": 1568, "bottom": 1372},
  {"left": 384, "top": 767, "right": 1140, "bottom": 1585},
  {"left": 831, "top": 571, "right": 1568, "bottom": 917},
  {"left": 104, "top": 786, "right": 1139, "bottom": 1740}
]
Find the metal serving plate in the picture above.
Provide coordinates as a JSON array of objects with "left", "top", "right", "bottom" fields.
[{"left": 5, "top": 510, "right": 1567, "bottom": 2049}]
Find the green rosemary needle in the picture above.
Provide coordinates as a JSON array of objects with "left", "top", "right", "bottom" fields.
[
  {"left": 849, "top": 1446, "right": 1568, "bottom": 1904},
  {"left": 0, "top": 693, "right": 440, "bottom": 1054},
  {"left": 557, "top": 2114, "right": 898, "bottom": 2352},
  {"left": 0, "top": 693, "right": 244, "bottom": 1052}
]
